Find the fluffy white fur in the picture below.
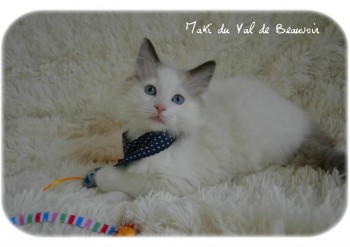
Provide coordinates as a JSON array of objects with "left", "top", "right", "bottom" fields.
[
  {"left": 96, "top": 45, "right": 313, "bottom": 197},
  {"left": 3, "top": 12, "right": 345, "bottom": 236}
]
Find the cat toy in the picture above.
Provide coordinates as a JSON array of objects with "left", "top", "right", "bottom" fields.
[
  {"left": 10, "top": 211, "right": 136, "bottom": 236},
  {"left": 29, "top": 177, "right": 137, "bottom": 236},
  {"left": 19, "top": 130, "right": 177, "bottom": 235},
  {"left": 11, "top": 175, "right": 137, "bottom": 236}
]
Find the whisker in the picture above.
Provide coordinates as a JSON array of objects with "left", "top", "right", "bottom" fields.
[
  {"left": 142, "top": 105, "right": 156, "bottom": 115},
  {"left": 163, "top": 114, "right": 176, "bottom": 123}
]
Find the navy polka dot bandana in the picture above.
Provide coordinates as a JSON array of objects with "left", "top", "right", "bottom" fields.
[{"left": 114, "top": 131, "right": 176, "bottom": 167}]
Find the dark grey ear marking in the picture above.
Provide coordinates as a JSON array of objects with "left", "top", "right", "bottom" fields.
[
  {"left": 135, "top": 38, "right": 160, "bottom": 80},
  {"left": 186, "top": 60, "right": 216, "bottom": 96}
]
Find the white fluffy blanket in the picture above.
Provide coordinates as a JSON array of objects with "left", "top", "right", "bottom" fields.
[{"left": 3, "top": 12, "right": 346, "bottom": 236}]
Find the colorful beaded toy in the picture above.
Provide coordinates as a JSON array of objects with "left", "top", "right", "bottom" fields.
[
  {"left": 9, "top": 177, "right": 137, "bottom": 236},
  {"left": 10, "top": 211, "right": 136, "bottom": 236}
]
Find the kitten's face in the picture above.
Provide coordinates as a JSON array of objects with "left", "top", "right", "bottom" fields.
[
  {"left": 119, "top": 38, "right": 216, "bottom": 137},
  {"left": 121, "top": 67, "right": 203, "bottom": 136}
]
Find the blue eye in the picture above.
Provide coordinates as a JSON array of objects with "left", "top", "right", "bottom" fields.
[
  {"left": 172, "top": 94, "right": 185, "bottom": 105},
  {"left": 144, "top": 85, "right": 157, "bottom": 96}
]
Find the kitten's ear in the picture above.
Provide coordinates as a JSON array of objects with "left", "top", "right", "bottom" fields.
[
  {"left": 135, "top": 38, "right": 160, "bottom": 80},
  {"left": 185, "top": 61, "right": 216, "bottom": 96}
]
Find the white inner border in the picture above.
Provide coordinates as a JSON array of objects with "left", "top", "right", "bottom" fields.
[{"left": 1, "top": 0, "right": 348, "bottom": 246}]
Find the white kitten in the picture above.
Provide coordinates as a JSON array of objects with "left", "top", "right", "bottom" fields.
[{"left": 94, "top": 38, "right": 344, "bottom": 197}]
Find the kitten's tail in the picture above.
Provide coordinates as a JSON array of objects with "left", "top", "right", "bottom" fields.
[{"left": 293, "top": 127, "right": 346, "bottom": 179}]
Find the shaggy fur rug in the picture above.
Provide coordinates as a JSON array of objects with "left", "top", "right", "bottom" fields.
[{"left": 3, "top": 11, "right": 346, "bottom": 236}]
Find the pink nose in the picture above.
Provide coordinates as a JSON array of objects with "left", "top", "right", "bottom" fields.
[{"left": 155, "top": 104, "right": 166, "bottom": 113}]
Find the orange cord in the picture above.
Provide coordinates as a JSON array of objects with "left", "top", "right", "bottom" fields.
[{"left": 42, "top": 177, "right": 84, "bottom": 192}]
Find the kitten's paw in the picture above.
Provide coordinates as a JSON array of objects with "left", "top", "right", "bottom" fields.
[{"left": 94, "top": 166, "right": 124, "bottom": 193}]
